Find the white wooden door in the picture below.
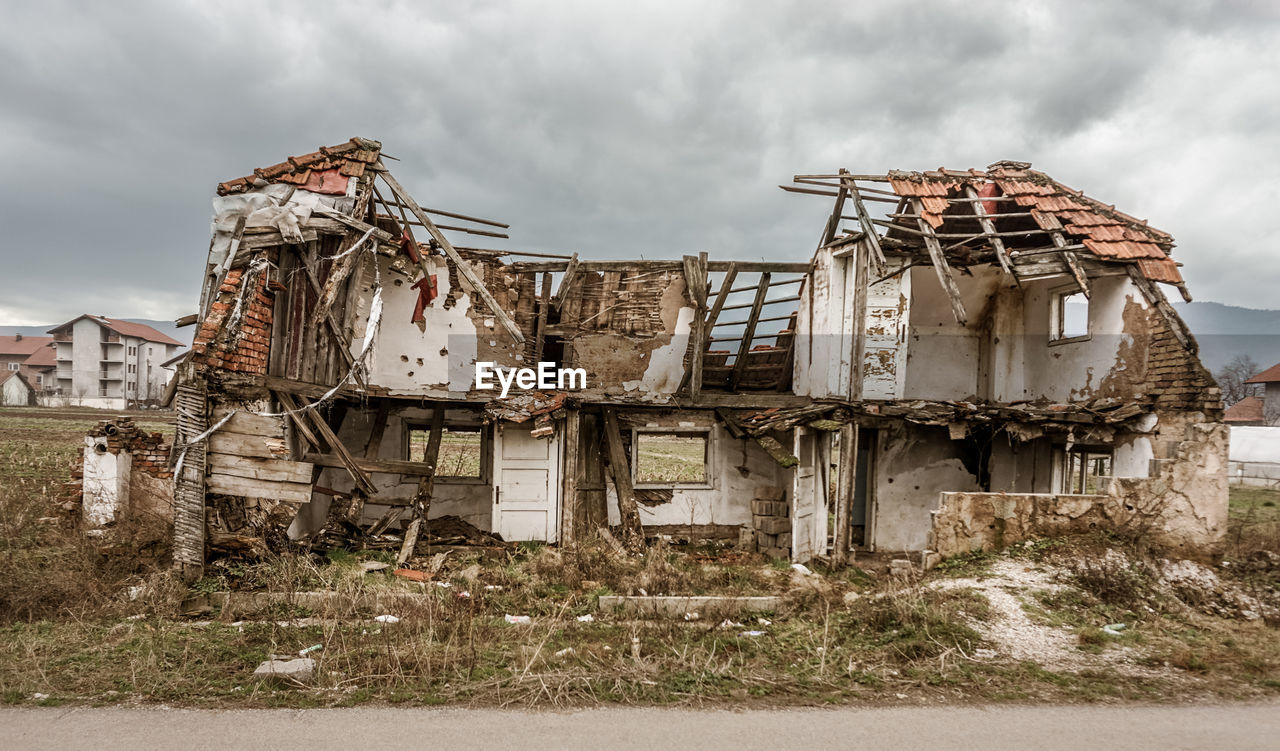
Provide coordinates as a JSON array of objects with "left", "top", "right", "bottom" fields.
[
  {"left": 790, "top": 427, "right": 829, "bottom": 563},
  {"left": 492, "top": 422, "right": 560, "bottom": 543}
]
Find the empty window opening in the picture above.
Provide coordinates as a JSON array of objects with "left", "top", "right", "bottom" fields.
[
  {"left": 633, "top": 431, "right": 709, "bottom": 485},
  {"left": 408, "top": 425, "right": 485, "bottom": 480},
  {"left": 1059, "top": 448, "right": 1112, "bottom": 494},
  {"left": 1051, "top": 290, "right": 1089, "bottom": 341}
]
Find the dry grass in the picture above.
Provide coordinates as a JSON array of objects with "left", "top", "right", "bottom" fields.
[{"left": 1, "top": 407, "right": 1278, "bottom": 707}]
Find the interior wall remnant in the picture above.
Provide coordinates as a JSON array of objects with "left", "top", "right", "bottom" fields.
[
  {"left": 82, "top": 418, "right": 175, "bottom": 530},
  {"left": 603, "top": 411, "right": 789, "bottom": 529},
  {"left": 1110, "top": 416, "right": 1229, "bottom": 559},
  {"left": 902, "top": 266, "right": 1002, "bottom": 400},
  {"left": 871, "top": 423, "right": 979, "bottom": 551},
  {"left": 929, "top": 491, "right": 1117, "bottom": 557}
]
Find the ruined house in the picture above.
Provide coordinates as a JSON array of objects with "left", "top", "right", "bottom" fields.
[{"left": 161, "top": 141, "right": 1227, "bottom": 576}]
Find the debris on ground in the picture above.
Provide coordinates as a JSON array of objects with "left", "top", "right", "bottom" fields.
[
  {"left": 252, "top": 658, "right": 315, "bottom": 684},
  {"left": 504, "top": 614, "right": 532, "bottom": 625}
]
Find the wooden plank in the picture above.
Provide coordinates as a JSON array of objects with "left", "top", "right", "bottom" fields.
[
  {"left": 844, "top": 176, "right": 887, "bottom": 268},
  {"left": 533, "top": 272, "right": 552, "bottom": 363},
  {"left": 821, "top": 173, "right": 850, "bottom": 247},
  {"left": 408, "top": 405, "right": 445, "bottom": 560},
  {"left": 296, "top": 395, "right": 377, "bottom": 495},
  {"left": 304, "top": 452, "right": 439, "bottom": 477},
  {"left": 206, "top": 473, "right": 312, "bottom": 504},
  {"left": 1034, "top": 210, "right": 1090, "bottom": 297},
  {"left": 911, "top": 198, "right": 967, "bottom": 325},
  {"left": 831, "top": 424, "right": 857, "bottom": 567},
  {"left": 289, "top": 245, "right": 358, "bottom": 377},
  {"left": 602, "top": 408, "right": 643, "bottom": 552},
  {"left": 209, "top": 431, "right": 291, "bottom": 460},
  {"left": 848, "top": 241, "right": 869, "bottom": 400},
  {"left": 964, "top": 185, "right": 1014, "bottom": 277},
  {"left": 377, "top": 165, "right": 526, "bottom": 343},
  {"left": 560, "top": 407, "right": 581, "bottom": 547},
  {"left": 551, "top": 252, "right": 580, "bottom": 310},
  {"left": 680, "top": 263, "right": 737, "bottom": 395},
  {"left": 730, "top": 273, "right": 771, "bottom": 391},
  {"left": 210, "top": 408, "right": 285, "bottom": 439},
  {"left": 687, "top": 254, "right": 708, "bottom": 399},
  {"left": 274, "top": 390, "right": 322, "bottom": 454},
  {"left": 208, "top": 453, "right": 314, "bottom": 484}
]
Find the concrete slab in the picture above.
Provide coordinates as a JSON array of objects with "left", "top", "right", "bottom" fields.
[{"left": 597, "top": 595, "right": 782, "bottom": 618}]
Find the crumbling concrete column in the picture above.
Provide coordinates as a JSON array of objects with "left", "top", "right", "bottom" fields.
[{"left": 82, "top": 434, "right": 131, "bottom": 528}]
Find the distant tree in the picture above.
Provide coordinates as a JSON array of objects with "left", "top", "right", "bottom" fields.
[{"left": 1215, "top": 354, "right": 1262, "bottom": 406}]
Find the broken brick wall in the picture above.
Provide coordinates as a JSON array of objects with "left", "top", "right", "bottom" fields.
[
  {"left": 83, "top": 417, "right": 174, "bottom": 529},
  {"left": 191, "top": 266, "right": 274, "bottom": 376}
]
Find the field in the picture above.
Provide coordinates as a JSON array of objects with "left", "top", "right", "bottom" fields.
[{"left": 0, "top": 407, "right": 1277, "bottom": 708}]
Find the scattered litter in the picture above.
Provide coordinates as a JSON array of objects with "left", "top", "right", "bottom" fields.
[
  {"left": 394, "top": 568, "right": 430, "bottom": 582},
  {"left": 554, "top": 647, "right": 576, "bottom": 658},
  {"left": 1102, "top": 623, "right": 1128, "bottom": 637},
  {"left": 32, "top": 693, "right": 49, "bottom": 701},
  {"left": 434, "top": 581, "right": 453, "bottom": 588},
  {"left": 576, "top": 614, "right": 594, "bottom": 623},
  {"left": 373, "top": 615, "right": 400, "bottom": 624},
  {"left": 719, "top": 619, "right": 744, "bottom": 629},
  {"left": 484, "top": 585, "right": 504, "bottom": 591},
  {"left": 790, "top": 563, "right": 813, "bottom": 576},
  {"left": 504, "top": 614, "right": 532, "bottom": 625},
  {"left": 738, "top": 630, "right": 766, "bottom": 637},
  {"left": 456, "top": 591, "right": 471, "bottom": 599},
  {"left": 298, "top": 644, "right": 323, "bottom": 656},
  {"left": 638, "top": 588, "right": 648, "bottom": 596},
  {"left": 125, "top": 614, "right": 146, "bottom": 621},
  {"left": 361, "top": 561, "right": 390, "bottom": 573},
  {"left": 895, "top": 693, "right": 909, "bottom": 700},
  {"left": 683, "top": 611, "right": 700, "bottom": 621},
  {"left": 756, "top": 617, "right": 772, "bottom": 626}
]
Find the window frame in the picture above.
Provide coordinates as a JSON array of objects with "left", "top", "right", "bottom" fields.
[
  {"left": 1054, "top": 445, "right": 1114, "bottom": 494},
  {"left": 1049, "top": 285, "right": 1091, "bottom": 345},
  {"left": 404, "top": 422, "right": 491, "bottom": 485},
  {"left": 630, "top": 426, "right": 713, "bottom": 489}
]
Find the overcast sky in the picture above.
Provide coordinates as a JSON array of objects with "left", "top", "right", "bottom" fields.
[{"left": 1, "top": 0, "right": 1277, "bottom": 325}]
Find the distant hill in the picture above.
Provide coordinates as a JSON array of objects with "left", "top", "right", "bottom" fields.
[
  {"left": 0, "top": 319, "right": 193, "bottom": 348},
  {"left": 1171, "top": 302, "right": 1280, "bottom": 376}
]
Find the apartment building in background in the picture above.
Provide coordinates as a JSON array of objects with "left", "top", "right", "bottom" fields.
[{"left": 48, "top": 316, "right": 183, "bottom": 409}]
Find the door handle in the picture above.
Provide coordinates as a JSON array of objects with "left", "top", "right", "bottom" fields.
[{"left": 495, "top": 487, "right": 501, "bottom": 505}]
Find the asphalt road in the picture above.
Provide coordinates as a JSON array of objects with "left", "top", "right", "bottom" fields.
[{"left": 2, "top": 704, "right": 1276, "bottom": 750}]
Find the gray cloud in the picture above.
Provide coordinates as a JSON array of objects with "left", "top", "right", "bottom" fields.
[{"left": 1, "top": 0, "right": 1277, "bottom": 325}]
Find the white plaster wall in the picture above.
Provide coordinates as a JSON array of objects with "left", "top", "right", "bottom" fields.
[
  {"left": 1114, "top": 435, "right": 1154, "bottom": 479},
  {"left": 605, "top": 426, "right": 787, "bottom": 528},
  {"left": 71, "top": 319, "right": 105, "bottom": 400},
  {"left": 368, "top": 255, "right": 481, "bottom": 395},
  {"left": 1, "top": 374, "right": 32, "bottom": 406},
  {"left": 83, "top": 437, "right": 129, "bottom": 527},
  {"left": 902, "top": 267, "right": 1001, "bottom": 400},
  {"left": 870, "top": 425, "right": 979, "bottom": 551},
  {"left": 639, "top": 306, "right": 694, "bottom": 393},
  {"left": 1012, "top": 275, "right": 1147, "bottom": 402}
]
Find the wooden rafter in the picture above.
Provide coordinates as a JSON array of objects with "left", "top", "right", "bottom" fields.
[
  {"left": 603, "top": 408, "right": 643, "bottom": 551},
  {"left": 964, "top": 185, "right": 1015, "bottom": 278},
  {"left": 841, "top": 176, "right": 887, "bottom": 268},
  {"left": 376, "top": 165, "right": 525, "bottom": 344},
  {"left": 729, "top": 272, "right": 772, "bottom": 391},
  {"left": 910, "top": 198, "right": 968, "bottom": 325}
]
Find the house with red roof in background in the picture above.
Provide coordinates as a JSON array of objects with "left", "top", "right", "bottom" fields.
[
  {"left": 47, "top": 315, "right": 183, "bottom": 409},
  {"left": 0, "top": 334, "right": 58, "bottom": 395},
  {"left": 1226, "top": 362, "right": 1280, "bottom": 426}
]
